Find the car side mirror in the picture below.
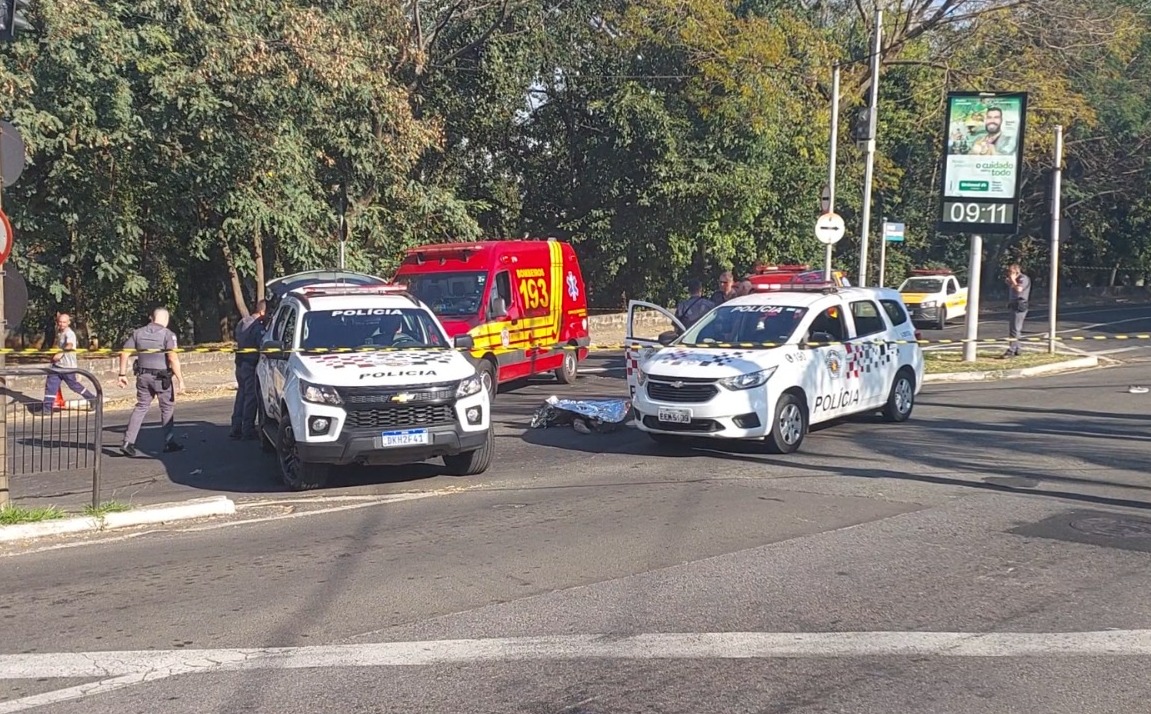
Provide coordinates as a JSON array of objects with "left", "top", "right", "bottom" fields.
[
  {"left": 453, "top": 334, "right": 475, "bottom": 349},
  {"left": 804, "top": 332, "right": 836, "bottom": 347},
  {"left": 657, "top": 330, "right": 678, "bottom": 346},
  {"left": 490, "top": 297, "right": 508, "bottom": 318}
]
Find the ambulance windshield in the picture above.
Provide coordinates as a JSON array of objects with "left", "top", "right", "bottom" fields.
[
  {"left": 404, "top": 272, "right": 488, "bottom": 317},
  {"left": 300, "top": 309, "right": 449, "bottom": 350},
  {"left": 681, "top": 305, "right": 808, "bottom": 347}
]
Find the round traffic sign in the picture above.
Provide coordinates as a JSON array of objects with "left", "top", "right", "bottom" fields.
[
  {"left": 0, "top": 209, "right": 12, "bottom": 266},
  {"left": 815, "top": 211, "right": 846, "bottom": 245}
]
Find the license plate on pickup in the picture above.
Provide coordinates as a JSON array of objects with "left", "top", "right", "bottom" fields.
[
  {"left": 657, "top": 407, "right": 692, "bottom": 424},
  {"left": 379, "top": 429, "right": 430, "bottom": 447}
]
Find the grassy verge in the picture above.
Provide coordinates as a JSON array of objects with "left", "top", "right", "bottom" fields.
[
  {"left": 925, "top": 349, "right": 1080, "bottom": 374},
  {"left": 0, "top": 505, "right": 66, "bottom": 525},
  {"left": 84, "top": 501, "right": 132, "bottom": 518}
]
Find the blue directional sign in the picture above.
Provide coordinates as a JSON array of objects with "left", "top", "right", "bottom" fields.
[{"left": 883, "top": 221, "right": 905, "bottom": 242}]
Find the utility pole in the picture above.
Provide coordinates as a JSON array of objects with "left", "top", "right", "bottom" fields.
[
  {"left": 858, "top": 9, "right": 882, "bottom": 287},
  {"left": 824, "top": 63, "right": 841, "bottom": 282},
  {"left": 878, "top": 215, "right": 887, "bottom": 287},
  {"left": 963, "top": 234, "right": 983, "bottom": 362},
  {"left": 1048, "top": 125, "right": 1063, "bottom": 354}
]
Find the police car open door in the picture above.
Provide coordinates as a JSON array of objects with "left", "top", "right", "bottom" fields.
[{"left": 625, "top": 301, "right": 685, "bottom": 399}]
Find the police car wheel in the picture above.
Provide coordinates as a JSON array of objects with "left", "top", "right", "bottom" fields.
[
  {"left": 555, "top": 350, "right": 578, "bottom": 384},
  {"left": 765, "top": 393, "right": 806, "bottom": 454},
  {"left": 882, "top": 369, "right": 915, "bottom": 423},
  {"left": 443, "top": 427, "right": 494, "bottom": 476},
  {"left": 478, "top": 359, "right": 497, "bottom": 399},
  {"left": 277, "top": 418, "right": 329, "bottom": 490}
]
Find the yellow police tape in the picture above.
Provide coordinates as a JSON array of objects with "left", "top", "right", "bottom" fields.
[{"left": 2, "top": 333, "right": 1149, "bottom": 357}]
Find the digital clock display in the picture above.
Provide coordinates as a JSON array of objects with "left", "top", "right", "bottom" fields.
[{"left": 940, "top": 201, "right": 1017, "bottom": 234}]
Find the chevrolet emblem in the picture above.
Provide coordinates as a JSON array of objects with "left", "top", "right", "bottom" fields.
[{"left": 390, "top": 393, "right": 415, "bottom": 403}]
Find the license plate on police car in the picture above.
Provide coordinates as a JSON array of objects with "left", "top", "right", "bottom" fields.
[
  {"left": 657, "top": 407, "right": 692, "bottom": 424},
  {"left": 380, "top": 429, "right": 430, "bottom": 447}
]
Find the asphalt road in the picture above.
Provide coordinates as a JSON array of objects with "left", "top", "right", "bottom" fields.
[
  {"left": 927, "top": 300, "right": 1151, "bottom": 360},
  {"left": 3, "top": 321, "right": 1151, "bottom": 711}
]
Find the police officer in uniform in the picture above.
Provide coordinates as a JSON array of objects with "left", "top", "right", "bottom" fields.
[
  {"left": 229, "top": 299, "right": 267, "bottom": 440},
  {"left": 118, "top": 308, "right": 185, "bottom": 456}
]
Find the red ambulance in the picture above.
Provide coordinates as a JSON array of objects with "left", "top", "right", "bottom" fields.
[{"left": 392, "top": 240, "right": 591, "bottom": 397}]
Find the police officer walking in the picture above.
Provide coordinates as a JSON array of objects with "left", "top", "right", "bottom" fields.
[
  {"left": 229, "top": 299, "right": 267, "bottom": 440},
  {"left": 118, "top": 308, "right": 185, "bottom": 456}
]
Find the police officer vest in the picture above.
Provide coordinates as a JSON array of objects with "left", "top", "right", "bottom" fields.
[{"left": 132, "top": 324, "right": 174, "bottom": 371}]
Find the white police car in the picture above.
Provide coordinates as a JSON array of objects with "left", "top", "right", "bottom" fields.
[
  {"left": 625, "top": 284, "right": 924, "bottom": 453},
  {"left": 256, "top": 282, "right": 492, "bottom": 490}
]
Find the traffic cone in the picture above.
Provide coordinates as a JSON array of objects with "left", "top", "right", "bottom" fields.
[{"left": 54, "top": 388, "right": 65, "bottom": 410}]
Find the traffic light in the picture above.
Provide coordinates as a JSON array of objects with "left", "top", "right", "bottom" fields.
[
  {"left": 0, "top": 0, "right": 32, "bottom": 43},
  {"left": 851, "top": 107, "right": 874, "bottom": 143}
]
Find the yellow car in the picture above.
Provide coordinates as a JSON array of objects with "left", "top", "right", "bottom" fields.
[{"left": 897, "top": 270, "right": 968, "bottom": 330}]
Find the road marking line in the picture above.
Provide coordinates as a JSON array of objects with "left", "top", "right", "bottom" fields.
[
  {"left": 5, "top": 631, "right": 1151, "bottom": 681},
  {"left": 9, "top": 630, "right": 1151, "bottom": 710}
]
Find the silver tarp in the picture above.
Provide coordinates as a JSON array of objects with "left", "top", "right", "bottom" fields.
[{"left": 530, "top": 395, "right": 632, "bottom": 433}]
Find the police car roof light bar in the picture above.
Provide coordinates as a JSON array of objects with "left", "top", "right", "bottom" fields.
[
  {"left": 752, "top": 282, "right": 838, "bottom": 294},
  {"left": 910, "top": 268, "right": 953, "bottom": 276},
  {"left": 754, "top": 263, "right": 810, "bottom": 274}
]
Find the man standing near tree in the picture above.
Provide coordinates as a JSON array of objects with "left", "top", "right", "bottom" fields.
[{"left": 230, "top": 299, "right": 267, "bottom": 440}]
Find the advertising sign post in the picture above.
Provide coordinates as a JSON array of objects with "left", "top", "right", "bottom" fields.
[{"left": 937, "top": 91, "right": 1028, "bottom": 361}]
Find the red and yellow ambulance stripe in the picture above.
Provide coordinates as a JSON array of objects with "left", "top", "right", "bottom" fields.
[{"left": 467, "top": 241, "right": 565, "bottom": 360}]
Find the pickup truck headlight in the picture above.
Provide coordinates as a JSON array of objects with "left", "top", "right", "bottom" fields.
[
  {"left": 921, "top": 300, "right": 938, "bottom": 308},
  {"left": 719, "top": 367, "right": 776, "bottom": 391},
  {"left": 456, "top": 375, "right": 483, "bottom": 398},
  {"left": 300, "top": 380, "right": 343, "bottom": 406}
]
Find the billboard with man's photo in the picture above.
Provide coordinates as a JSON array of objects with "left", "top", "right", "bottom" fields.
[{"left": 942, "top": 93, "right": 1027, "bottom": 201}]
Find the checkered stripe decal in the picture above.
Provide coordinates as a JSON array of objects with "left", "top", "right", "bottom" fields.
[
  {"left": 656, "top": 349, "right": 754, "bottom": 368},
  {"left": 309, "top": 350, "right": 458, "bottom": 369},
  {"left": 844, "top": 342, "right": 894, "bottom": 378}
]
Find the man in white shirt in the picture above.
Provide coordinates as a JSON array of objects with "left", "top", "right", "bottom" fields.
[{"left": 43, "top": 313, "right": 97, "bottom": 412}]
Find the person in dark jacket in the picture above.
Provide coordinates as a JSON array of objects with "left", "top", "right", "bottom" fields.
[{"left": 676, "top": 280, "right": 715, "bottom": 330}]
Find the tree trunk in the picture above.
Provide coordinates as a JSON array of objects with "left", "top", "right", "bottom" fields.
[
  {"left": 254, "top": 224, "right": 265, "bottom": 303},
  {"left": 222, "top": 240, "right": 249, "bottom": 318}
]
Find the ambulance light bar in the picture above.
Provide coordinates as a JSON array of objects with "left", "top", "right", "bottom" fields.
[{"left": 407, "top": 243, "right": 481, "bottom": 265}]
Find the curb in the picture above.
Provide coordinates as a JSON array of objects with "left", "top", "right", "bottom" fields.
[
  {"left": 924, "top": 355, "right": 1100, "bottom": 383},
  {"left": 0, "top": 496, "right": 237, "bottom": 543}
]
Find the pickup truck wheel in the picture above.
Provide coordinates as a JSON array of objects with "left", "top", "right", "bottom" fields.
[
  {"left": 277, "top": 418, "right": 329, "bottom": 490},
  {"left": 764, "top": 392, "right": 806, "bottom": 454},
  {"left": 442, "top": 428, "right": 494, "bottom": 476},
  {"left": 936, "top": 308, "right": 947, "bottom": 331},
  {"left": 554, "top": 349, "right": 578, "bottom": 384}
]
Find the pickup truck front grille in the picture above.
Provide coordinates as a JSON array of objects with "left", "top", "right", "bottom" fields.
[{"left": 345, "top": 405, "right": 456, "bottom": 430}]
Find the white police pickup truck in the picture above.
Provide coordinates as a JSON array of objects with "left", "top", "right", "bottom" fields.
[
  {"left": 256, "top": 282, "right": 492, "bottom": 490},
  {"left": 624, "top": 284, "right": 924, "bottom": 453}
]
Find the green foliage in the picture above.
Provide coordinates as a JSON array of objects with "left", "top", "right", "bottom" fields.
[{"left": 0, "top": 0, "right": 1150, "bottom": 344}]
